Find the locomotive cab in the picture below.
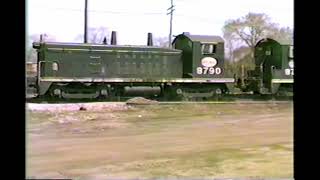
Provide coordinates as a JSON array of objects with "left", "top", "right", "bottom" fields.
[
  {"left": 249, "top": 38, "right": 294, "bottom": 94},
  {"left": 172, "top": 33, "right": 225, "bottom": 78},
  {"left": 171, "top": 33, "right": 238, "bottom": 96}
]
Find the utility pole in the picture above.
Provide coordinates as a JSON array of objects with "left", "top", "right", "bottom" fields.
[
  {"left": 167, "top": 0, "right": 174, "bottom": 48},
  {"left": 84, "top": 0, "right": 88, "bottom": 43}
]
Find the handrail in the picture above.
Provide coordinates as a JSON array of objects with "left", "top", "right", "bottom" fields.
[{"left": 37, "top": 61, "right": 45, "bottom": 85}]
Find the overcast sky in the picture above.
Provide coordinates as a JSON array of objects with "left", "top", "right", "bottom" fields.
[{"left": 26, "top": 0, "right": 294, "bottom": 45}]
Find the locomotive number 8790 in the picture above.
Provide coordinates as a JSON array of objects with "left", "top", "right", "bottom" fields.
[
  {"left": 196, "top": 67, "right": 222, "bottom": 75},
  {"left": 196, "top": 57, "right": 222, "bottom": 75}
]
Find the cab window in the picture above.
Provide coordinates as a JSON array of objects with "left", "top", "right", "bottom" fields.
[{"left": 201, "top": 44, "right": 216, "bottom": 54}]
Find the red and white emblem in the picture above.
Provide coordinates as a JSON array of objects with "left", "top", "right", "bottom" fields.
[{"left": 201, "top": 57, "right": 217, "bottom": 67}]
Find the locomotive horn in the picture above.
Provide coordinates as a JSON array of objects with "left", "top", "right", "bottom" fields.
[
  {"left": 111, "top": 31, "right": 117, "bottom": 45},
  {"left": 147, "top": 32, "right": 153, "bottom": 46}
]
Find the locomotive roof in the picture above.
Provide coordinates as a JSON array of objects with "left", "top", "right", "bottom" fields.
[
  {"left": 256, "top": 38, "right": 293, "bottom": 46},
  {"left": 33, "top": 42, "right": 182, "bottom": 52},
  {"left": 175, "top": 33, "right": 224, "bottom": 43}
]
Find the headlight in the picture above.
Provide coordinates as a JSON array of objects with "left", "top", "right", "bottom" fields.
[{"left": 52, "top": 62, "right": 59, "bottom": 71}]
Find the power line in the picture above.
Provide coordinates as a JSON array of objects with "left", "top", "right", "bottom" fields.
[
  {"left": 32, "top": 6, "right": 228, "bottom": 28},
  {"left": 32, "top": 7, "right": 224, "bottom": 22},
  {"left": 34, "top": 7, "right": 166, "bottom": 15}
]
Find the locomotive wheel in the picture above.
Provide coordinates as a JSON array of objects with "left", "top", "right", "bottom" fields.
[
  {"left": 98, "top": 89, "right": 108, "bottom": 98},
  {"left": 51, "top": 88, "right": 62, "bottom": 98},
  {"left": 165, "top": 86, "right": 184, "bottom": 101}
]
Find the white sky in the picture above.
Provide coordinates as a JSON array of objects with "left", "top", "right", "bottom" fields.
[{"left": 26, "top": 0, "right": 294, "bottom": 45}]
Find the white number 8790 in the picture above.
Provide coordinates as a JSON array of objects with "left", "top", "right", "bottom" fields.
[{"left": 197, "top": 67, "right": 222, "bottom": 75}]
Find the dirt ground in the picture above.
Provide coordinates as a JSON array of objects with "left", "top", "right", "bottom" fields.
[{"left": 26, "top": 102, "right": 293, "bottom": 180}]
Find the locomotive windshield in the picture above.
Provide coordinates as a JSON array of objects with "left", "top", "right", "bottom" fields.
[{"left": 201, "top": 44, "right": 216, "bottom": 54}]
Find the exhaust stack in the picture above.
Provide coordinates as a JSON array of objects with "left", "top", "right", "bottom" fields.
[
  {"left": 111, "top": 31, "right": 117, "bottom": 45},
  {"left": 103, "top": 37, "right": 107, "bottom": 44},
  {"left": 147, "top": 32, "right": 153, "bottom": 46},
  {"left": 40, "top": 34, "right": 43, "bottom": 42}
]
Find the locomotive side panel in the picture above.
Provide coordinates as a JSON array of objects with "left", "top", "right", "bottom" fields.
[
  {"left": 107, "top": 51, "right": 182, "bottom": 78},
  {"left": 37, "top": 44, "right": 183, "bottom": 80}
]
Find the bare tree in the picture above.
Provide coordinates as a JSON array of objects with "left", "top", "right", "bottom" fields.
[
  {"left": 75, "top": 26, "right": 110, "bottom": 44},
  {"left": 223, "top": 13, "right": 274, "bottom": 54},
  {"left": 223, "top": 12, "right": 293, "bottom": 62},
  {"left": 222, "top": 12, "right": 293, "bottom": 78},
  {"left": 223, "top": 32, "right": 242, "bottom": 62},
  {"left": 153, "top": 36, "right": 170, "bottom": 47},
  {"left": 30, "top": 33, "right": 57, "bottom": 42},
  {"left": 26, "top": 34, "right": 57, "bottom": 62},
  {"left": 268, "top": 26, "right": 293, "bottom": 44}
]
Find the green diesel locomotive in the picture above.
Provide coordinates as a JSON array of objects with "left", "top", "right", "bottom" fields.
[
  {"left": 28, "top": 32, "right": 293, "bottom": 100},
  {"left": 244, "top": 38, "right": 294, "bottom": 95}
]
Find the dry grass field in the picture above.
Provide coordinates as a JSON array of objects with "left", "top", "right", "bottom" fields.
[{"left": 26, "top": 102, "right": 293, "bottom": 179}]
